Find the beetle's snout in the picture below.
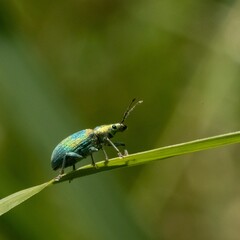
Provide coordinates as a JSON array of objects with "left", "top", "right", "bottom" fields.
[{"left": 120, "top": 124, "right": 127, "bottom": 131}]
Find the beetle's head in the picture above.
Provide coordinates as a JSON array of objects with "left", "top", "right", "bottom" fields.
[
  {"left": 108, "top": 123, "right": 127, "bottom": 138},
  {"left": 110, "top": 123, "right": 127, "bottom": 135},
  {"left": 94, "top": 123, "right": 127, "bottom": 139}
]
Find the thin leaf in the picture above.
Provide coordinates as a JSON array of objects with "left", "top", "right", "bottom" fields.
[
  {"left": 0, "top": 180, "right": 54, "bottom": 216},
  {"left": 1, "top": 131, "right": 240, "bottom": 216},
  {"left": 55, "top": 131, "right": 240, "bottom": 183}
]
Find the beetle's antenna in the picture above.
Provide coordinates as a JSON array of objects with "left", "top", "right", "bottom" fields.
[{"left": 121, "top": 98, "right": 143, "bottom": 123}]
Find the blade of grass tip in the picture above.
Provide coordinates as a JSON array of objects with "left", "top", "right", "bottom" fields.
[{"left": 0, "top": 180, "right": 54, "bottom": 216}]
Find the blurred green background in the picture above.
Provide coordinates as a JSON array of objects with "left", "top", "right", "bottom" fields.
[{"left": 1, "top": 0, "right": 240, "bottom": 239}]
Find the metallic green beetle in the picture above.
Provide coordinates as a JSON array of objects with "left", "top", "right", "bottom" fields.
[{"left": 51, "top": 99, "right": 143, "bottom": 175}]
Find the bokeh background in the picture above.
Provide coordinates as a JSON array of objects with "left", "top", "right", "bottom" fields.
[{"left": 1, "top": 0, "right": 240, "bottom": 239}]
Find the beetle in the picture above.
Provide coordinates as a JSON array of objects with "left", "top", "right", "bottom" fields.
[{"left": 51, "top": 98, "right": 143, "bottom": 176}]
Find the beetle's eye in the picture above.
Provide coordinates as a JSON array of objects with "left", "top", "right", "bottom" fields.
[{"left": 112, "top": 124, "right": 117, "bottom": 130}]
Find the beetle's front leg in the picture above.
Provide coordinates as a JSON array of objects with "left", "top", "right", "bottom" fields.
[
  {"left": 123, "top": 149, "right": 128, "bottom": 156},
  {"left": 112, "top": 142, "right": 128, "bottom": 156},
  {"left": 105, "top": 142, "right": 125, "bottom": 147},
  {"left": 105, "top": 141, "right": 128, "bottom": 157},
  {"left": 105, "top": 137, "right": 124, "bottom": 158}
]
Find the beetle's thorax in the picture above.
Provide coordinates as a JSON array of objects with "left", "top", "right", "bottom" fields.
[{"left": 94, "top": 123, "right": 127, "bottom": 140}]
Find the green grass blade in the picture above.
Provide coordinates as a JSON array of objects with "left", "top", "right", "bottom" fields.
[
  {"left": 56, "top": 131, "right": 240, "bottom": 183},
  {"left": 1, "top": 131, "right": 240, "bottom": 215},
  {"left": 0, "top": 180, "right": 54, "bottom": 216}
]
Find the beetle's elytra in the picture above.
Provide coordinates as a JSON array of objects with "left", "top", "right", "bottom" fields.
[{"left": 51, "top": 98, "right": 143, "bottom": 176}]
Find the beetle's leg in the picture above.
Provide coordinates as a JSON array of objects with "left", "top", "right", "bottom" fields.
[
  {"left": 60, "top": 152, "right": 83, "bottom": 174},
  {"left": 106, "top": 141, "right": 128, "bottom": 156},
  {"left": 88, "top": 147, "right": 99, "bottom": 168},
  {"left": 112, "top": 143, "right": 128, "bottom": 156},
  {"left": 55, "top": 152, "right": 83, "bottom": 181},
  {"left": 100, "top": 145, "right": 110, "bottom": 166},
  {"left": 123, "top": 149, "right": 129, "bottom": 156},
  {"left": 117, "top": 142, "right": 125, "bottom": 147},
  {"left": 105, "top": 142, "right": 125, "bottom": 147},
  {"left": 90, "top": 153, "right": 98, "bottom": 168},
  {"left": 105, "top": 137, "right": 123, "bottom": 157},
  {"left": 102, "top": 145, "right": 109, "bottom": 161},
  {"left": 113, "top": 142, "right": 128, "bottom": 156},
  {"left": 60, "top": 155, "right": 67, "bottom": 175}
]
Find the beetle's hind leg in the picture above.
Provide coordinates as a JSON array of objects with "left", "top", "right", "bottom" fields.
[
  {"left": 59, "top": 155, "right": 67, "bottom": 175},
  {"left": 72, "top": 164, "right": 76, "bottom": 171},
  {"left": 59, "top": 152, "right": 84, "bottom": 175}
]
